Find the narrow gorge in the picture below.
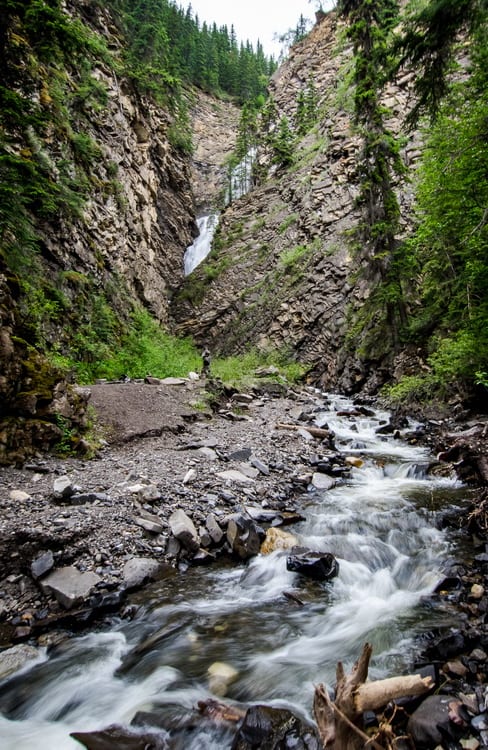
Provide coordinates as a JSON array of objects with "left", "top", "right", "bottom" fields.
[{"left": 0, "top": 1, "right": 487, "bottom": 749}]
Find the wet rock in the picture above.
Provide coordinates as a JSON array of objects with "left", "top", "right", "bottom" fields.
[
  {"left": 261, "top": 527, "right": 298, "bottom": 554},
  {"left": 192, "top": 548, "right": 216, "bottom": 564},
  {"left": 197, "top": 698, "right": 246, "bottom": 724},
  {"left": 344, "top": 456, "right": 363, "bottom": 468},
  {"left": 0, "top": 644, "right": 39, "bottom": 680},
  {"left": 226, "top": 515, "right": 263, "bottom": 560},
  {"left": 31, "top": 550, "right": 54, "bottom": 580},
  {"left": 407, "top": 695, "right": 463, "bottom": 747},
  {"left": 169, "top": 509, "right": 200, "bottom": 552},
  {"left": 242, "top": 506, "right": 304, "bottom": 526},
  {"left": 231, "top": 704, "right": 321, "bottom": 749},
  {"left": 122, "top": 557, "right": 167, "bottom": 589},
  {"left": 286, "top": 552, "right": 339, "bottom": 582},
  {"left": 208, "top": 661, "right": 239, "bottom": 696},
  {"left": 311, "top": 472, "right": 336, "bottom": 490},
  {"left": 41, "top": 566, "right": 101, "bottom": 610},
  {"left": 71, "top": 725, "right": 167, "bottom": 750},
  {"left": 425, "top": 630, "right": 466, "bottom": 661}
]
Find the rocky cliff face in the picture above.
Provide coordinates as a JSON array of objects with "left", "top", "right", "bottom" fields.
[
  {"left": 40, "top": 1, "right": 196, "bottom": 325},
  {"left": 173, "top": 12, "right": 423, "bottom": 393},
  {"left": 190, "top": 91, "right": 240, "bottom": 213},
  {"left": 0, "top": 1, "right": 199, "bottom": 463}
]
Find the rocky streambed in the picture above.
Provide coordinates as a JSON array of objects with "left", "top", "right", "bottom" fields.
[{"left": 0, "top": 379, "right": 487, "bottom": 749}]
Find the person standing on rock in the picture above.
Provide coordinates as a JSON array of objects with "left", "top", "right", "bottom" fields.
[{"left": 201, "top": 346, "right": 211, "bottom": 378}]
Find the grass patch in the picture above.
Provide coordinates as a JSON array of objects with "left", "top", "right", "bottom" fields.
[{"left": 212, "top": 348, "right": 307, "bottom": 389}]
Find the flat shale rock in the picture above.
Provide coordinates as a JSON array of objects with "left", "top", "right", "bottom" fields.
[{"left": 41, "top": 567, "right": 101, "bottom": 610}]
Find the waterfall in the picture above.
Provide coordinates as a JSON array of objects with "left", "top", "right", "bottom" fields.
[
  {"left": 183, "top": 214, "right": 219, "bottom": 275},
  {"left": 226, "top": 147, "right": 256, "bottom": 204}
]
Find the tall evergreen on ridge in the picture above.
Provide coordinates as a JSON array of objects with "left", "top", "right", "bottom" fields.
[{"left": 337, "top": 0, "right": 406, "bottom": 346}]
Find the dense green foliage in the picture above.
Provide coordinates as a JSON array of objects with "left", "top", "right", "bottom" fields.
[
  {"left": 0, "top": 0, "right": 110, "bottom": 272},
  {"left": 393, "top": 10, "right": 488, "bottom": 399},
  {"left": 0, "top": 0, "right": 279, "bottom": 394},
  {"left": 337, "top": 0, "right": 406, "bottom": 350},
  {"left": 338, "top": 0, "right": 488, "bottom": 401},
  {"left": 106, "top": 0, "right": 276, "bottom": 104}
]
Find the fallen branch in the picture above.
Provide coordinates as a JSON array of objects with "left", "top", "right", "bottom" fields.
[{"left": 313, "top": 643, "right": 434, "bottom": 749}]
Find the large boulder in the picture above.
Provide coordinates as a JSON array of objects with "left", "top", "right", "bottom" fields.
[
  {"left": 407, "top": 695, "right": 463, "bottom": 747},
  {"left": 231, "top": 704, "right": 321, "bottom": 749},
  {"left": 226, "top": 515, "right": 263, "bottom": 560},
  {"left": 169, "top": 509, "right": 200, "bottom": 552},
  {"left": 286, "top": 552, "right": 339, "bottom": 582},
  {"left": 41, "top": 566, "right": 101, "bottom": 609},
  {"left": 260, "top": 527, "right": 298, "bottom": 555}
]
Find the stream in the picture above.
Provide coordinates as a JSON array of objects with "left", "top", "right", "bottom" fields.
[{"left": 0, "top": 394, "right": 465, "bottom": 749}]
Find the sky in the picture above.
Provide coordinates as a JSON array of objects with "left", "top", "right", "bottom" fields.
[{"left": 184, "top": 0, "right": 335, "bottom": 59}]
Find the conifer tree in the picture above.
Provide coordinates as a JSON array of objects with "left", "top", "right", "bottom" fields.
[
  {"left": 272, "top": 116, "right": 295, "bottom": 168},
  {"left": 337, "top": 0, "right": 407, "bottom": 348}
]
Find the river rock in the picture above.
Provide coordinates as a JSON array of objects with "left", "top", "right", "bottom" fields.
[
  {"left": 208, "top": 661, "right": 239, "bottom": 696},
  {"left": 55, "top": 492, "right": 108, "bottom": 507},
  {"left": 133, "top": 509, "right": 165, "bottom": 534},
  {"left": 71, "top": 725, "right": 167, "bottom": 750},
  {"left": 41, "top": 566, "right": 101, "bottom": 609},
  {"left": 9, "top": 489, "right": 31, "bottom": 502},
  {"left": 31, "top": 550, "right": 54, "bottom": 579},
  {"left": 226, "top": 515, "right": 263, "bottom": 560},
  {"left": 217, "top": 469, "right": 255, "bottom": 484},
  {"left": 261, "top": 527, "right": 298, "bottom": 554},
  {"left": 0, "top": 644, "right": 40, "bottom": 680},
  {"left": 286, "top": 552, "right": 339, "bottom": 582},
  {"left": 169, "top": 509, "right": 200, "bottom": 551},
  {"left": 53, "top": 475, "right": 79, "bottom": 499},
  {"left": 206, "top": 513, "right": 224, "bottom": 544},
  {"left": 231, "top": 704, "right": 321, "bottom": 749},
  {"left": 344, "top": 456, "right": 363, "bottom": 468},
  {"left": 407, "top": 695, "right": 463, "bottom": 747},
  {"left": 122, "top": 557, "right": 167, "bottom": 589},
  {"left": 250, "top": 457, "right": 270, "bottom": 475},
  {"left": 311, "top": 472, "right": 336, "bottom": 490}
]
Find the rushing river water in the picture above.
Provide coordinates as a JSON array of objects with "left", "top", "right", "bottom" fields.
[{"left": 0, "top": 394, "right": 465, "bottom": 749}]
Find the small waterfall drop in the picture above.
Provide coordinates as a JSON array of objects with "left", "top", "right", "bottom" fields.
[
  {"left": 183, "top": 214, "right": 219, "bottom": 275},
  {"left": 226, "top": 147, "right": 256, "bottom": 203}
]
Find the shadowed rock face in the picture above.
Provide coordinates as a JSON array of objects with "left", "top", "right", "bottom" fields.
[
  {"left": 172, "top": 12, "right": 423, "bottom": 394},
  {"left": 0, "top": 260, "right": 91, "bottom": 465}
]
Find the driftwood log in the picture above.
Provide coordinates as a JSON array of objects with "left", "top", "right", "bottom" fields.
[
  {"left": 313, "top": 643, "right": 434, "bottom": 749},
  {"left": 276, "top": 423, "right": 331, "bottom": 439}
]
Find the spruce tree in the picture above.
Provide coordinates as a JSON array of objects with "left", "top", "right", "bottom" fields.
[{"left": 338, "top": 0, "right": 407, "bottom": 342}]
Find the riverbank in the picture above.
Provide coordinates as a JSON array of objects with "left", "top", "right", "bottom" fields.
[
  {"left": 0, "top": 378, "right": 345, "bottom": 644},
  {"left": 0, "top": 377, "right": 487, "bottom": 748}
]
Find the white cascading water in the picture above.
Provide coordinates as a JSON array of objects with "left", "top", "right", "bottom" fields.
[
  {"left": 0, "top": 394, "right": 463, "bottom": 749},
  {"left": 183, "top": 149, "right": 256, "bottom": 276},
  {"left": 183, "top": 214, "right": 219, "bottom": 275},
  {"left": 226, "top": 147, "right": 256, "bottom": 203}
]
